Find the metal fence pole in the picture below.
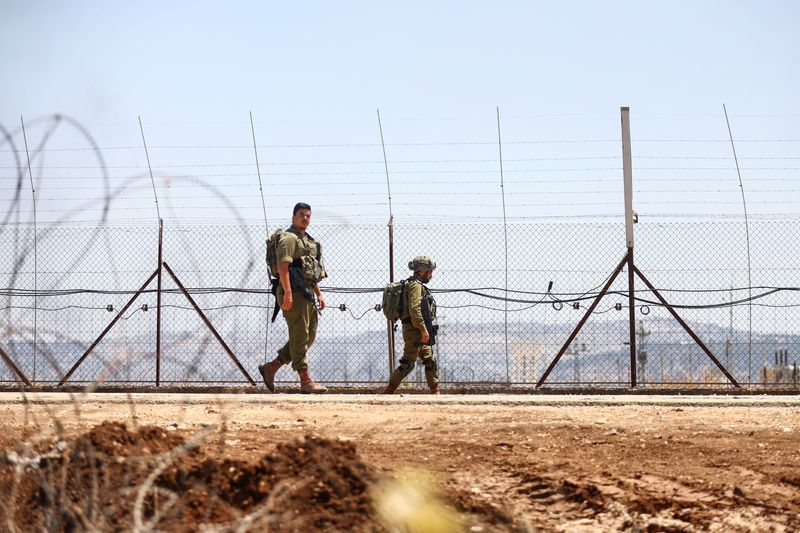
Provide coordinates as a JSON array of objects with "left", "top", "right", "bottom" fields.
[
  {"left": 387, "top": 216, "right": 396, "bottom": 375},
  {"left": 621, "top": 107, "right": 638, "bottom": 387},
  {"left": 723, "top": 105, "right": 753, "bottom": 383},
  {"left": 377, "top": 109, "right": 396, "bottom": 377},
  {"left": 20, "top": 116, "right": 37, "bottom": 383},
  {"left": 496, "top": 107, "right": 510, "bottom": 384},
  {"left": 249, "top": 111, "right": 271, "bottom": 368},
  {"left": 156, "top": 219, "right": 163, "bottom": 386}
]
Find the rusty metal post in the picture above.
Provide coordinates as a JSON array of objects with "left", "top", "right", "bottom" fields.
[
  {"left": 59, "top": 269, "right": 159, "bottom": 386},
  {"left": 0, "top": 345, "right": 32, "bottom": 386},
  {"left": 633, "top": 265, "right": 741, "bottom": 387},
  {"left": 537, "top": 251, "right": 630, "bottom": 388},
  {"left": 156, "top": 219, "right": 163, "bottom": 386}
]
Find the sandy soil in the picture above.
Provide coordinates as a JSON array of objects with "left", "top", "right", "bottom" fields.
[{"left": 0, "top": 392, "right": 798, "bottom": 532}]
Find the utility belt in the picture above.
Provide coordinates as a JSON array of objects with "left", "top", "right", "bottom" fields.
[{"left": 401, "top": 318, "right": 413, "bottom": 325}]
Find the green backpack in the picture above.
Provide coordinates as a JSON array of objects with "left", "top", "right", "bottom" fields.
[
  {"left": 265, "top": 228, "right": 285, "bottom": 278},
  {"left": 381, "top": 279, "right": 408, "bottom": 322}
]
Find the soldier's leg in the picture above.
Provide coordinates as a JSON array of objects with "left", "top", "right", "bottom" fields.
[
  {"left": 420, "top": 346, "right": 438, "bottom": 391},
  {"left": 275, "top": 288, "right": 294, "bottom": 365},
  {"left": 388, "top": 357, "right": 416, "bottom": 387},
  {"left": 402, "top": 324, "right": 424, "bottom": 360},
  {"left": 307, "top": 300, "right": 318, "bottom": 349},
  {"left": 282, "top": 292, "right": 312, "bottom": 371},
  {"left": 276, "top": 341, "right": 292, "bottom": 364},
  {"left": 387, "top": 324, "right": 422, "bottom": 387},
  {"left": 292, "top": 297, "right": 326, "bottom": 393}
]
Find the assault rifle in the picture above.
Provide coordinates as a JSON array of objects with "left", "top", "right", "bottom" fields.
[
  {"left": 416, "top": 297, "right": 438, "bottom": 347},
  {"left": 270, "top": 262, "right": 319, "bottom": 323}
]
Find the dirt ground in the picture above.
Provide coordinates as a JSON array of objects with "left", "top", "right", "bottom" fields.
[{"left": 0, "top": 392, "right": 798, "bottom": 532}]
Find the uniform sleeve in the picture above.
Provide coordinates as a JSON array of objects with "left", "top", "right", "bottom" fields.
[
  {"left": 312, "top": 240, "right": 327, "bottom": 280},
  {"left": 406, "top": 281, "right": 426, "bottom": 332},
  {"left": 277, "top": 234, "right": 296, "bottom": 264}
]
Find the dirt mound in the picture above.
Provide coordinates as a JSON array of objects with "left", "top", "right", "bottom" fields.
[
  {"left": 156, "top": 433, "right": 379, "bottom": 530},
  {"left": 0, "top": 422, "right": 382, "bottom": 532},
  {"left": 7, "top": 398, "right": 798, "bottom": 531}
]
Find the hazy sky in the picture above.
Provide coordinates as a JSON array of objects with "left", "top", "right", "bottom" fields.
[
  {"left": 2, "top": 1, "right": 799, "bottom": 223},
  {"left": 3, "top": 1, "right": 799, "bottom": 121}
]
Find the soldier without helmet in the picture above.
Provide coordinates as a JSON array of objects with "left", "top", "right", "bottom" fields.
[{"left": 259, "top": 202, "right": 327, "bottom": 393}]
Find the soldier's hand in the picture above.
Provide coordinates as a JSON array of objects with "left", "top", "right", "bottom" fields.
[
  {"left": 282, "top": 292, "right": 293, "bottom": 311},
  {"left": 317, "top": 293, "right": 326, "bottom": 310},
  {"left": 420, "top": 329, "right": 430, "bottom": 344}
]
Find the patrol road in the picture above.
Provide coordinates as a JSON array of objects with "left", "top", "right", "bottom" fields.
[
  {"left": 1, "top": 393, "right": 798, "bottom": 531},
  {"left": 3, "top": 391, "right": 799, "bottom": 407}
]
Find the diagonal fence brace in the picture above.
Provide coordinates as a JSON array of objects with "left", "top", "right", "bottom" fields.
[
  {"left": 59, "top": 269, "right": 159, "bottom": 386},
  {"left": 633, "top": 265, "right": 740, "bottom": 388},
  {"left": 162, "top": 261, "right": 256, "bottom": 386},
  {"left": 0, "top": 345, "right": 32, "bottom": 386},
  {"left": 537, "top": 251, "right": 630, "bottom": 388}
]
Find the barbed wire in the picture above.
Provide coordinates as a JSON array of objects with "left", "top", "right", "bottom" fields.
[
  {"left": 5, "top": 166, "right": 800, "bottom": 176},
  {"left": 5, "top": 177, "right": 800, "bottom": 196},
  {"left": 7, "top": 188, "right": 800, "bottom": 204},
  {"left": 3, "top": 138, "right": 800, "bottom": 153},
  {"left": 5, "top": 212, "right": 799, "bottom": 224},
  {"left": 3, "top": 155, "right": 800, "bottom": 171},
  {"left": 8, "top": 199, "right": 800, "bottom": 215}
]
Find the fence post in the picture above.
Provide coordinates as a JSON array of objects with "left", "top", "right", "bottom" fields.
[
  {"left": 387, "top": 216, "right": 396, "bottom": 376},
  {"left": 156, "top": 219, "right": 163, "bottom": 386},
  {"left": 621, "top": 107, "right": 638, "bottom": 386},
  {"left": 20, "top": 116, "right": 38, "bottom": 383},
  {"left": 496, "top": 107, "right": 510, "bottom": 384},
  {"left": 377, "top": 109, "right": 396, "bottom": 380}
]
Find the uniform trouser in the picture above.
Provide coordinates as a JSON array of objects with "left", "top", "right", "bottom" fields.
[
  {"left": 276, "top": 289, "right": 318, "bottom": 371},
  {"left": 388, "top": 323, "right": 438, "bottom": 388}
]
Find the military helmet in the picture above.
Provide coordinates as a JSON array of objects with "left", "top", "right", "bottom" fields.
[{"left": 408, "top": 256, "right": 436, "bottom": 272}]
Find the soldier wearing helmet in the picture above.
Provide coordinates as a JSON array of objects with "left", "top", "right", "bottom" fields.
[{"left": 383, "top": 256, "right": 440, "bottom": 395}]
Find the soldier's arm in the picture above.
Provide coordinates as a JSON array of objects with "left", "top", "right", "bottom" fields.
[
  {"left": 312, "top": 239, "right": 326, "bottom": 309},
  {"left": 407, "top": 281, "right": 427, "bottom": 335},
  {"left": 312, "top": 283, "right": 326, "bottom": 310},
  {"left": 277, "top": 235, "right": 296, "bottom": 309},
  {"left": 278, "top": 261, "right": 292, "bottom": 310}
]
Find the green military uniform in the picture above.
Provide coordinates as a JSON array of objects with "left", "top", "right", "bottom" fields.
[
  {"left": 276, "top": 226, "right": 327, "bottom": 371},
  {"left": 388, "top": 274, "right": 438, "bottom": 389}
]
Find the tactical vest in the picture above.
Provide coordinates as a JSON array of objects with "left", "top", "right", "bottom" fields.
[
  {"left": 280, "top": 227, "right": 327, "bottom": 284},
  {"left": 401, "top": 278, "right": 436, "bottom": 321}
]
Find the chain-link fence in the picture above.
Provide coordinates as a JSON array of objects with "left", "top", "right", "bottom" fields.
[{"left": 1, "top": 218, "right": 799, "bottom": 390}]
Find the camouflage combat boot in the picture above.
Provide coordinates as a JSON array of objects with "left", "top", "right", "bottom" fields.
[
  {"left": 298, "top": 368, "right": 327, "bottom": 394},
  {"left": 258, "top": 357, "right": 285, "bottom": 393}
]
